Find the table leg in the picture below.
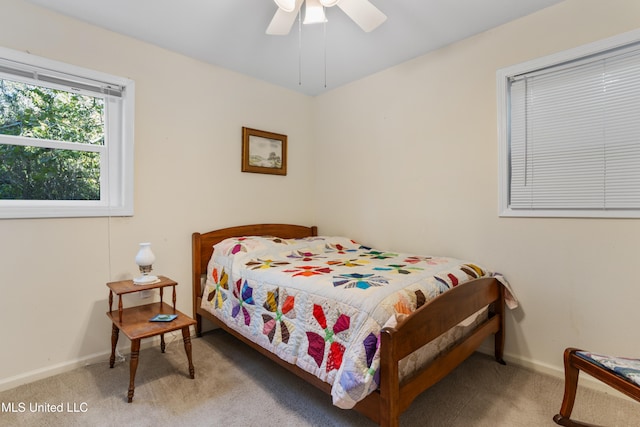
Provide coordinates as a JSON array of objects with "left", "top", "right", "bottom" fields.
[
  {"left": 172, "top": 286, "right": 177, "bottom": 312},
  {"left": 128, "top": 339, "right": 141, "bottom": 403},
  {"left": 181, "top": 327, "right": 195, "bottom": 379},
  {"left": 160, "top": 333, "right": 166, "bottom": 353},
  {"left": 109, "top": 324, "right": 119, "bottom": 368}
]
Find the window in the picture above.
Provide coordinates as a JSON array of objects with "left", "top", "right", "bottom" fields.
[
  {"left": 0, "top": 47, "right": 134, "bottom": 219},
  {"left": 497, "top": 29, "right": 640, "bottom": 218}
]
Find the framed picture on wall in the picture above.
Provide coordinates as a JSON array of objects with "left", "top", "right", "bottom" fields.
[{"left": 241, "top": 127, "right": 287, "bottom": 176}]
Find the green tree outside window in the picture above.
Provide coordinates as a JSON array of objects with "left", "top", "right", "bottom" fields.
[{"left": 0, "top": 79, "right": 105, "bottom": 200}]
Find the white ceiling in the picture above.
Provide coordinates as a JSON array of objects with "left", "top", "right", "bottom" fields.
[{"left": 25, "top": 0, "right": 563, "bottom": 96}]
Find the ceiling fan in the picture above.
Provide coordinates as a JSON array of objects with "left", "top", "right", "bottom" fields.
[{"left": 266, "top": 0, "right": 387, "bottom": 35}]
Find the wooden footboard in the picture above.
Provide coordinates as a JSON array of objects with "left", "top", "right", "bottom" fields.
[
  {"left": 192, "top": 225, "right": 505, "bottom": 427},
  {"left": 377, "top": 276, "right": 504, "bottom": 426}
]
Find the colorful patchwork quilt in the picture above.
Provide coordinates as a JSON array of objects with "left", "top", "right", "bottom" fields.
[{"left": 200, "top": 235, "right": 492, "bottom": 409}]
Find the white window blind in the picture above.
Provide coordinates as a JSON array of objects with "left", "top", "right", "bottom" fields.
[
  {"left": 498, "top": 30, "right": 640, "bottom": 218},
  {"left": 0, "top": 60, "right": 124, "bottom": 98}
]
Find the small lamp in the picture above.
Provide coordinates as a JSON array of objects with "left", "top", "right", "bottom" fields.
[{"left": 133, "top": 242, "right": 159, "bottom": 285}]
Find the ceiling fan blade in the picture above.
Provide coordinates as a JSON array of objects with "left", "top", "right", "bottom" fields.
[
  {"left": 266, "top": 0, "right": 304, "bottom": 35},
  {"left": 337, "top": 0, "right": 386, "bottom": 32}
]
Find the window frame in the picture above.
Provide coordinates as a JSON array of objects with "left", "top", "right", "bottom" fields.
[
  {"left": 0, "top": 47, "right": 134, "bottom": 219},
  {"left": 497, "top": 28, "right": 640, "bottom": 219}
]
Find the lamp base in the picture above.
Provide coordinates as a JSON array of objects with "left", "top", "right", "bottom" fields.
[{"left": 133, "top": 275, "right": 160, "bottom": 285}]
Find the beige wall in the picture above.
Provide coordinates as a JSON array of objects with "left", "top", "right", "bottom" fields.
[
  {"left": 313, "top": 0, "right": 640, "bottom": 375},
  {"left": 3, "top": 0, "right": 640, "bottom": 392},
  {"left": 0, "top": 0, "right": 314, "bottom": 388}
]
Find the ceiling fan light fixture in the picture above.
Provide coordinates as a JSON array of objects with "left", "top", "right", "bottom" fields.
[
  {"left": 267, "top": 0, "right": 386, "bottom": 35},
  {"left": 303, "top": 0, "right": 327, "bottom": 25},
  {"left": 274, "top": 0, "right": 296, "bottom": 13},
  {"left": 319, "top": 0, "right": 340, "bottom": 7}
]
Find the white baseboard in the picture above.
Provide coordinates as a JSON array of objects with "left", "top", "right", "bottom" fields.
[
  {"left": 0, "top": 329, "right": 189, "bottom": 393},
  {"left": 477, "top": 344, "right": 633, "bottom": 402},
  {"left": 0, "top": 350, "right": 111, "bottom": 393}
]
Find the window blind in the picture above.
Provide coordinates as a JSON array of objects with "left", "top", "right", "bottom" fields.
[
  {"left": 508, "top": 44, "right": 640, "bottom": 211},
  {"left": 0, "top": 59, "right": 123, "bottom": 97}
]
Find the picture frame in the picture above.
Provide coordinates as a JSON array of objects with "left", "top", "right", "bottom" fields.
[{"left": 242, "top": 127, "right": 287, "bottom": 176}]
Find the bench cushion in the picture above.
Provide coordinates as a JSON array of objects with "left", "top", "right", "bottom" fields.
[{"left": 577, "top": 351, "right": 640, "bottom": 387}]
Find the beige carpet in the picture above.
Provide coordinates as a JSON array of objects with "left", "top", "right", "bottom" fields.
[{"left": 1, "top": 330, "right": 638, "bottom": 427}]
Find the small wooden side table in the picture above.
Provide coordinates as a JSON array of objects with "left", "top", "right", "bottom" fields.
[{"left": 106, "top": 276, "right": 196, "bottom": 402}]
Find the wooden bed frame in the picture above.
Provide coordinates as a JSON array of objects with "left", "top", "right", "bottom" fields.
[{"left": 192, "top": 224, "right": 506, "bottom": 427}]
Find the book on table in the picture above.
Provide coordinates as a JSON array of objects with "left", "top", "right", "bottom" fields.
[{"left": 150, "top": 313, "right": 177, "bottom": 322}]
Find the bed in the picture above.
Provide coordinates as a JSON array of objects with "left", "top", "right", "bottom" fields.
[{"left": 192, "top": 224, "right": 511, "bottom": 427}]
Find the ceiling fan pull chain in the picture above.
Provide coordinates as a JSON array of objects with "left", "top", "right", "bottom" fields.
[
  {"left": 298, "top": 9, "right": 302, "bottom": 86},
  {"left": 323, "top": 19, "right": 327, "bottom": 88}
]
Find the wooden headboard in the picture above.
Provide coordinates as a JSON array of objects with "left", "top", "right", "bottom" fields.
[{"left": 192, "top": 224, "right": 318, "bottom": 324}]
